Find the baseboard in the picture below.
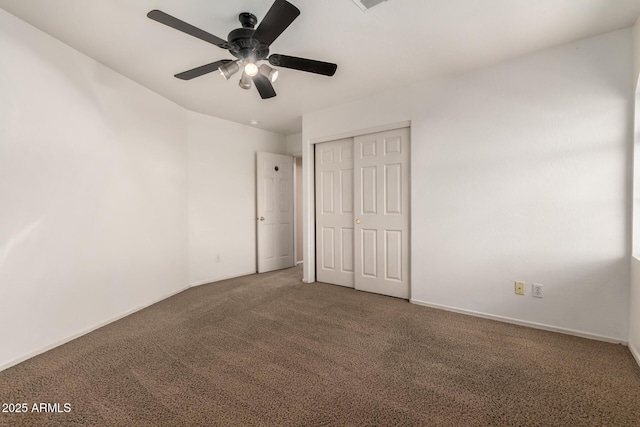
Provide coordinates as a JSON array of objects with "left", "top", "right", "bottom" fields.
[
  {"left": 410, "top": 299, "right": 627, "bottom": 345},
  {"left": 296, "top": 260, "right": 304, "bottom": 265},
  {"left": 629, "top": 340, "right": 640, "bottom": 368},
  {"left": 189, "top": 270, "right": 256, "bottom": 288},
  {"left": 0, "top": 284, "right": 191, "bottom": 373}
]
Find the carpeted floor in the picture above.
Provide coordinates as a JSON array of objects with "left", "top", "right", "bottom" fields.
[{"left": 1, "top": 266, "right": 639, "bottom": 426}]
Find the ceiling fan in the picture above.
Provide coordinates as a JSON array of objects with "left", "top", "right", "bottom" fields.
[{"left": 147, "top": 0, "right": 338, "bottom": 99}]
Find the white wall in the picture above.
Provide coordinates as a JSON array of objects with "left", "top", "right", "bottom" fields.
[
  {"left": 303, "top": 29, "right": 633, "bottom": 342},
  {"left": 634, "top": 16, "right": 640, "bottom": 87},
  {"left": 187, "top": 112, "right": 286, "bottom": 286},
  {"left": 0, "top": 9, "right": 188, "bottom": 369},
  {"left": 286, "top": 132, "right": 302, "bottom": 156},
  {"left": 629, "top": 17, "right": 640, "bottom": 365}
]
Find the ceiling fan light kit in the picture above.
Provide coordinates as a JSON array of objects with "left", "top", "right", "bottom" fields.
[
  {"left": 219, "top": 61, "right": 240, "bottom": 80},
  {"left": 244, "top": 61, "right": 259, "bottom": 77},
  {"left": 147, "top": 0, "right": 337, "bottom": 99},
  {"left": 239, "top": 71, "right": 253, "bottom": 90},
  {"left": 259, "top": 64, "right": 279, "bottom": 82}
]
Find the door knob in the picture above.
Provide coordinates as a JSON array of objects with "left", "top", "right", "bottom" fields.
[
  {"left": 258, "top": 216, "right": 265, "bottom": 221},
  {"left": 355, "top": 219, "right": 361, "bottom": 224}
]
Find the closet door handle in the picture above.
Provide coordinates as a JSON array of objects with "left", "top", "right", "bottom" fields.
[
  {"left": 355, "top": 219, "right": 361, "bottom": 224},
  {"left": 258, "top": 217, "right": 265, "bottom": 221}
]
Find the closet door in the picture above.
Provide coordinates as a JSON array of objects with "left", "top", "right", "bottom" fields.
[
  {"left": 354, "top": 128, "right": 410, "bottom": 299},
  {"left": 315, "top": 138, "right": 355, "bottom": 287}
]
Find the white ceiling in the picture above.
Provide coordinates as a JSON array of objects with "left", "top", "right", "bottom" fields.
[{"left": 1, "top": 0, "right": 640, "bottom": 135}]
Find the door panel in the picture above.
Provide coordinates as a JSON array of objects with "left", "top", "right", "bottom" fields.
[
  {"left": 354, "top": 128, "right": 410, "bottom": 299},
  {"left": 321, "top": 227, "right": 335, "bottom": 269},
  {"left": 341, "top": 228, "right": 354, "bottom": 272},
  {"left": 361, "top": 139, "right": 376, "bottom": 158},
  {"left": 361, "top": 229, "right": 377, "bottom": 277},
  {"left": 279, "top": 223, "right": 290, "bottom": 256},
  {"left": 385, "top": 164, "right": 402, "bottom": 214},
  {"left": 257, "top": 152, "right": 294, "bottom": 273},
  {"left": 264, "top": 225, "right": 274, "bottom": 259},
  {"left": 385, "top": 230, "right": 402, "bottom": 281},
  {"left": 315, "top": 139, "right": 354, "bottom": 287},
  {"left": 341, "top": 169, "right": 354, "bottom": 213},
  {"left": 321, "top": 171, "right": 334, "bottom": 213},
  {"left": 362, "top": 166, "right": 377, "bottom": 214}
]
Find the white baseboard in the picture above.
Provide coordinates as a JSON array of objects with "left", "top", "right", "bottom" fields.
[
  {"left": 629, "top": 340, "right": 640, "bottom": 368},
  {"left": 189, "top": 270, "right": 256, "bottom": 288},
  {"left": 410, "top": 299, "right": 627, "bottom": 345},
  {"left": 296, "top": 260, "right": 304, "bottom": 265},
  {"left": 0, "top": 284, "right": 191, "bottom": 372}
]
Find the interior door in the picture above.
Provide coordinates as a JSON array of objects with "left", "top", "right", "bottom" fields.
[
  {"left": 354, "top": 128, "right": 410, "bottom": 299},
  {"left": 315, "top": 138, "right": 355, "bottom": 287},
  {"left": 257, "top": 152, "right": 294, "bottom": 273}
]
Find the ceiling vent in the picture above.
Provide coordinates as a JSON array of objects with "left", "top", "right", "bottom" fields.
[{"left": 352, "top": 0, "right": 388, "bottom": 12}]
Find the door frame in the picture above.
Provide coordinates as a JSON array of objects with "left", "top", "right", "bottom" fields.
[
  {"left": 293, "top": 155, "right": 303, "bottom": 266},
  {"left": 302, "top": 120, "right": 412, "bottom": 291}
]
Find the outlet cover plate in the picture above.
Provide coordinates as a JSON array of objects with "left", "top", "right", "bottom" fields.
[
  {"left": 515, "top": 281, "right": 525, "bottom": 295},
  {"left": 532, "top": 283, "right": 543, "bottom": 298}
]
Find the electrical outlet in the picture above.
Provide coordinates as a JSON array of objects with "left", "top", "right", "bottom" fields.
[
  {"left": 515, "top": 281, "right": 525, "bottom": 295},
  {"left": 532, "top": 283, "right": 543, "bottom": 298}
]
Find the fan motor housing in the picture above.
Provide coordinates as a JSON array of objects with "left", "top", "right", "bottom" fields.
[{"left": 228, "top": 13, "right": 270, "bottom": 61}]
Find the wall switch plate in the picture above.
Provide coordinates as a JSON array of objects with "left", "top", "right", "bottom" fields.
[
  {"left": 532, "top": 283, "right": 543, "bottom": 298},
  {"left": 515, "top": 281, "right": 525, "bottom": 295}
]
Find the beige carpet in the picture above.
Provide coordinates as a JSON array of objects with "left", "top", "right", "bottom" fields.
[{"left": 1, "top": 266, "right": 639, "bottom": 426}]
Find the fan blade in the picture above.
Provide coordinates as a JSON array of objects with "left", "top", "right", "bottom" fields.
[
  {"left": 253, "top": 0, "right": 300, "bottom": 46},
  {"left": 174, "top": 60, "right": 233, "bottom": 80},
  {"left": 269, "top": 54, "right": 337, "bottom": 76},
  {"left": 252, "top": 74, "right": 277, "bottom": 99},
  {"left": 147, "top": 10, "right": 229, "bottom": 49}
]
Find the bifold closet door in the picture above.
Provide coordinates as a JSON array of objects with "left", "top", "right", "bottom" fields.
[
  {"left": 315, "top": 127, "right": 410, "bottom": 299},
  {"left": 315, "top": 138, "right": 355, "bottom": 287},
  {"left": 353, "top": 128, "right": 410, "bottom": 299}
]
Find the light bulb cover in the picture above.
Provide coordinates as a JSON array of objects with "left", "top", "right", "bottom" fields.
[
  {"left": 239, "top": 72, "right": 252, "bottom": 90},
  {"left": 259, "top": 64, "right": 279, "bottom": 83},
  {"left": 244, "top": 62, "right": 259, "bottom": 77},
  {"left": 219, "top": 61, "right": 240, "bottom": 80}
]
